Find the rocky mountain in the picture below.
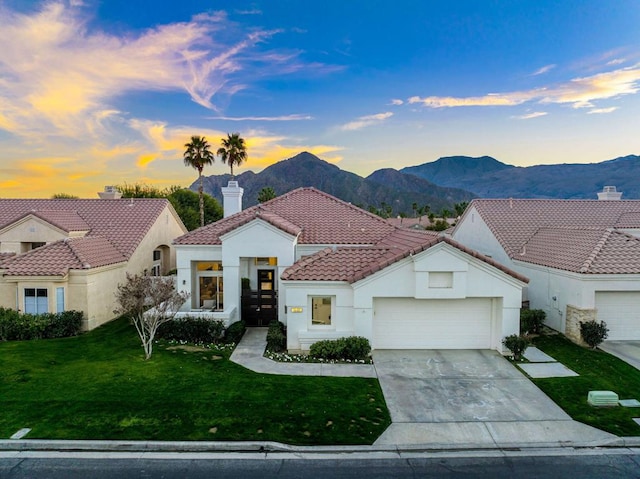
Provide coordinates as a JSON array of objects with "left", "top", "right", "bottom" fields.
[
  {"left": 401, "top": 155, "right": 640, "bottom": 199},
  {"left": 196, "top": 152, "right": 476, "bottom": 214}
]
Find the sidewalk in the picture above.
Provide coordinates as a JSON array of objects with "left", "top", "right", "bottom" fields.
[{"left": 229, "top": 327, "right": 377, "bottom": 378}]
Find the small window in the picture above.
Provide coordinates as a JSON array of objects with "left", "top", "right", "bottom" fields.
[
  {"left": 153, "top": 249, "right": 161, "bottom": 261},
  {"left": 429, "top": 272, "right": 453, "bottom": 288},
  {"left": 24, "top": 288, "right": 48, "bottom": 314},
  {"left": 255, "top": 257, "right": 277, "bottom": 266},
  {"left": 56, "top": 287, "right": 65, "bottom": 313},
  {"left": 196, "top": 261, "right": 223, "bottom": 271},
  {"left": 151, "top": 265, "right": 161, "bottom": 277},
  {"left": 311, "top": 296, "right": 332, "bottom": 325}
]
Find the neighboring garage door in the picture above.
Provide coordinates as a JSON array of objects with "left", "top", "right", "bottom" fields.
[
  {"left": 372, "top": 297, "right": 492, "bottom": 349},
  {"left": 595, "top": 292, "right": 640, "bottom": 340}
]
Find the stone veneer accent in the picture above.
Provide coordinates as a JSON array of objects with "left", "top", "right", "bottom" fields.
[{"left": 565, "top": 304, "right": 597, "bottom": 346}]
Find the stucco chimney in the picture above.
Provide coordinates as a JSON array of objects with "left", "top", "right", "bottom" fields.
[
  {"left": 221, "top": 180, "right": 244, "bottom": 217},
  {"left": 597, "top": 186, "right": 622, "bottom": 200},
  {"left": 98, "top": 186, "right": 122, "bottom": 199}
]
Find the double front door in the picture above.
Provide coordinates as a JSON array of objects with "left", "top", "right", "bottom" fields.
[{"left": 242, "top": 269, "right": 277, "bottom": 326}]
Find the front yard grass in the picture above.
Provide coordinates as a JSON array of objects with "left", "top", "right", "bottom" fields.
[
  {"left": 532, "top": 334, "right": 640, "bottom": 437},
  {"left": 0, "top": 318, "right": 390, "bottom": 445}
]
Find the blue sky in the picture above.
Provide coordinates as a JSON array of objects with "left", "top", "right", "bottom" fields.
[{"left": 1, "top": 0, "right": 639, "bottom": 197}]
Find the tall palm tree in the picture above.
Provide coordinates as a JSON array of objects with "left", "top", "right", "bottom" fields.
[
  {"left": 217, "top": 133, "right": 247, "bottom": 179},
  {"left": 183, "top": 135, "right": 215, "bottom": 227}
]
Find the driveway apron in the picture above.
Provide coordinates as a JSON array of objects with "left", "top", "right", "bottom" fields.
[
  {"left": 599, "top": 341, "right": 640, "bottom": 371},
  {"left": 372, "top": 349, "right": 617, "bottom": 447}
]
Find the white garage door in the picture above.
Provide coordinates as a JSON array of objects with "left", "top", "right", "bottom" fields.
[
  {"left": 595, "top": 292, "right": 640, "bottom": 340},
  {"left": 372, "top": 298, "right": 493, "bottom": 349}
]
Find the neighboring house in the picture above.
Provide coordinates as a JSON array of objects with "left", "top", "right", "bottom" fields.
[
  {"left": 174, "top": 184, "right": 527, "bottom": 353},
  {"left": 452, "top": 187, "right": 640, "bottom": 343},
  {"left": 0, "top": 191, "right": 187, "bottom": 330}
]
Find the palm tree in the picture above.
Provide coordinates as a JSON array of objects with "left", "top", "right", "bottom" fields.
[
  {"left": 217, "top": 133, "right": 247, "bottom": 179},
  {"left": 183, "top": 135, "right": 215, "bottom": 227}
]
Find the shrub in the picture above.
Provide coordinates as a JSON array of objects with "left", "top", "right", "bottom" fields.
[
  {"left": 520, "top": 309, "right": 546, "bottom": 334},
  {"left": 580, "top": 320, "right": 609, "bottom": 348},
  {"left": 225, "top": 320, "right": 246, "bottom": 344},
  {"left": 0, "top": 308, "right": 83, "bottom": 341},
  {"left": 502, "top": 334, "right": 529, "bottom": 361},
  {"left": 157, "top": 317, "right": 225, "bottom": 344},
  {"left": 310, "top": 336, "right": 371, "bottom": 361},
  {"left": 266, "top": 320, "right": 286, "bottom": 352}
]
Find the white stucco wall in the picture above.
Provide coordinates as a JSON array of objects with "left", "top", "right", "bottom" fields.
[
  {"left": 282, "top": 243, "right": 525, "bottom": 352},
  {"left": 452, "top": 206, "right": 514, "bottom": 266}
]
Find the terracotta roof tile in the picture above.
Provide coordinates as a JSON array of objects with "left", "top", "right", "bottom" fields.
[
  {"left": 1, "top": 237, "right": 126, "bottom": 276},
  {"left": 0, "top": 198, "right": 173, "bottom": 258},
  {"left": 461, "top": 199, "right": 640, "bottom": 274},
  {"left": 174, "top": 187, "right": 396, "bottom": 246},
  {"left": 282, "top": 229, "right": 528, "bottom": 284},
  {"left": 0, "top": 198, "right": 179, "bottom": 277}
]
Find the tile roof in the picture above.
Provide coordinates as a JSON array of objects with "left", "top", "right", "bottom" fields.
[
  {"left": 461, "top": 199, "right": 640, "bottom": 274},
  {"left": 282, "top": 229, "right": 528, "bottom": 284},
  {"left": 1, "top": 237, "right": 126, "bottom": 276},
  {"left": 174, "top": 187, "right": 397, "bottom": 246},
  {"left": 0, "top": 198, "right": 178, "bottom": 276}
]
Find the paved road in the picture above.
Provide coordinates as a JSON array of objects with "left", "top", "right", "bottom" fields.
[{"left": 2, "top": 450, "right": 640, "bottom": 478}]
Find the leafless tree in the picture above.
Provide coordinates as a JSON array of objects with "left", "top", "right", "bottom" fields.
[{"left": 114, "top": 273, "right": 189, "bottom": 359}]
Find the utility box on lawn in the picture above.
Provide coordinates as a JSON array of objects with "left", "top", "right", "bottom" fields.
[{"left": 587, "top": 390, "right": 619, "bottom": 407}]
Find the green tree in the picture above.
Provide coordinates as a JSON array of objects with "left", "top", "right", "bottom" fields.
[
  {"left": 116, "top": 183, "right": 222, "bottom": 231},
  {"left": 51, "top": 193, "right": 79, "bottom": 199},
  {"left": 217, "top": 133, "right": 247, "bottom": 178},
  {"left": 183, "top": 135, "right": 215, "bottom": 227},
  {"left": 412, "top": 202, "right": 418, "bottom": 218},
  {"left": 167, "top": 188, "right": 222, "bottom": 231},
  {"left": 454, "top": 202, "right": 468, "bottom": 217},
  {"left": 257, "top": 186, "right": 276, "bottom": 203}
]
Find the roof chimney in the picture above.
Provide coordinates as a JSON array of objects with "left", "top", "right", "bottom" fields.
[
  {"left": 98, "top": 186, "right": 122, "bottom": 199},
  {"left": 221, "top": 180, "right": 244, "bottom": 217},
  {"left": 597, "top": 186, "right": 622, "bottom": 201}
]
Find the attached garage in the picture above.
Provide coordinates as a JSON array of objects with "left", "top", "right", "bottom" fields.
[
  {"left": 372, "top": 297, "right": 494, "bottom": 349},
  {"left": 595, "top": 292, "right": 640, "bottom": 340}
]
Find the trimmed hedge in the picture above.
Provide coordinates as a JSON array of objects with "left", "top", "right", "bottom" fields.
[
  {"left": 266, "top": 320, "right": 286, "bottom": 352},
  {"left": 157, "top": 317, "right": 225, "bottom": 344},
  {"left": 309, "top": 336, "right": 371, "bottom": 361},
  {"left": 225, "top": 320, "right": 246, "bottom": 344},
  {"left": 520, "top": 309, "right": 546, "bottom": 334},
  {"left": 502, "top": 334, "right": 529, "bottom": 361},
  {"left": 0, "top": 308, "right": 83, "bottom": 341}
]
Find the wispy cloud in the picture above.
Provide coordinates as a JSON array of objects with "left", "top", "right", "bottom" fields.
[
  {"left": 408, "top": 64, "right": 640, "bottom": 111},
  {"left": 390, "top": 99, "right": 404, "bottom": 106},
  {"left": 235, "top": 9, "right": 262, "bottom": 15},
  {"left": 512, "top": 111, "right": 548, "bottom": 120},
  {"left": 588, "top": 107, "right": 618, "bottom": 114},
  {"left": 340, "top": 112, "right": 393, "bottom": 131},
  {"left": 207, "top": 114, "right": 313, "bottom": 121},
  {"left": 0, "top": 2, "right": 334, "bottom": 140},
  {"left": 531, "top": 64, "right": 556, "bottom": 76}
]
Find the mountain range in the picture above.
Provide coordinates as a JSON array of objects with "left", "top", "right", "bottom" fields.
[{"left": 194, "top": 152, "right": 640, "bottom": 215}]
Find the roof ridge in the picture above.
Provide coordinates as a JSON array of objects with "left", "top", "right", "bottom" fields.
[
  {"left": 579, "top": 228, "right": 613, "bottom": 273},
  {"left": 65, "top": 237, "right": 94, "bottom": 269}
]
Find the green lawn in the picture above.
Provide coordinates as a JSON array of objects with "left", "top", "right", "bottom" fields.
[
  {"left": 531, "top": 334, "right": 640, "bottom": 437},
  {"left": 0, "top": 318, "right": 390, "bottom": 445}
]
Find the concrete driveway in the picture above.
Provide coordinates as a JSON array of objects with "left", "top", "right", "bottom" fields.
[
  {"left": 599, "top": 341, "right": 640, "bottom": 371},
  {"left": 372, "top": 349, "right": 616, "bottom": 447}
]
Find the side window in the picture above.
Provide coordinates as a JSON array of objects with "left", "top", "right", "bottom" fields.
[
  {"left": 25, "top": 288, "right": 48, "bottom": 314},
  {"left": 311, "top": 296, "right": 332, "bottom": 325},
  {"left": 56, "top": 287, "right": 65, "bottom": 313}
]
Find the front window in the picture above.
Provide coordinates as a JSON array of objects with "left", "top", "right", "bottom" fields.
[
  {"left": 196, "top": 261, "right": 223, "bottom": 310},
  {"left": 24, "top": 288, "right": 48, "bottom": 314},
  {"left": 311, "top": 296, "right": 332, "bottom": 325}
]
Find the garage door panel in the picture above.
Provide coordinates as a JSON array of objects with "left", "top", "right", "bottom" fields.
[
  {"left": 596, "top": 292, "right": 640, "bottom": 341},
  {"left": 373, "top": 298, "right": 492, "bottom": 349}
]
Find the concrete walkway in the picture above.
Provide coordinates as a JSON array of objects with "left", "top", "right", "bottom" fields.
[
  {"left": 600, "top": 341, "right": 640, "bottom": 371},
  {"left": 230, "top": 328, "right": 377, "bottom": 378}
]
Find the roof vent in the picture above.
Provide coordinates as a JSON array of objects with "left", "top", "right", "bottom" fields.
[
  {"left": 597, "top": 186, "right": 622, "bottom": 201},
  {"left": 98, "top": 186, "right": 122, "bottom": 200}
]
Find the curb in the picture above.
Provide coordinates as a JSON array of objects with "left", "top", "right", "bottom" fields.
[{"left": 2, "top": 437, "right": 639, "bottom": 454}]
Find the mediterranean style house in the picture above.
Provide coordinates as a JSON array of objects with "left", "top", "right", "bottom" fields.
[
  {"left": 452, "top": 187, "right": 640, "bottom": 343},
  {"left": 174, "top": 183, "right": 527, "bottom": 353},
  {"left": 0, "top": 190, "right": 187, "bottom": 330}
]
